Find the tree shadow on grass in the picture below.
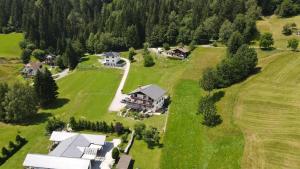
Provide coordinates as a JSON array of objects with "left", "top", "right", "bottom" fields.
[
  {"left": 43, "top": 98, "right": 70, "bottom": 110},
  {"left": 80, "top": 56, "right": 90, "bottom": 63},
  {"left": 210, "top": 91, "right": 225, "bottom": 103},
  {"left": 21, "top": 112, "right": 52, "bottom": 126}
]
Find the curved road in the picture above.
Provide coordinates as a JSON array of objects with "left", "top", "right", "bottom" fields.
[{"left": 109, "top": 58, "right": 130, "bottom": 112}]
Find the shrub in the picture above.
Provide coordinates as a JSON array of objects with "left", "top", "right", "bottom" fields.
[
  {"left": 32, "top": 49, "right": 46, "bottom": 61},
  {"left": 114, "top": 122, "right": 124, "bottom": 135},
  {"left": 134, "top": 122, "right": 146, "bottom": 140},
  {"left": 128, "top": 47, "right": 136, "bottom": 62},
  {"left": 143, "top": 53, "right": 155, "bottom": 67},
  {"left": 282, "top": 24, "right": 293, "bottom": 35},
  {"left": 45, "top": 117, "right": 65, "bottom": 134},
  {"left": 259, "top": 32, "right": 274, "bottom": 49},
  {"left": 112, "top": 148, "right": 119, "bottom": 160},
  {"left": 143, "top": 127, "right": 160, "bottom": 148},
  {"left": 163, "top": 43, "right": 170, "bottom": 50},
  {"left": 287, "top": 38, "right": 299, "bottom": 51}
]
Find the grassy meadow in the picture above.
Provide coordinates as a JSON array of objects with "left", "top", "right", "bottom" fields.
[
  {"left": 234, "top": 51, "right": 300, "bottom": 169},
  {"left": 0, "top": 33, "right": 24, "bottom": 83},
  {"left": 0, "top": 33, "right": 23, "bottom": 58},
  {"left": 256, "top": 15, "right": 300, "bottom": 49},
  {"left": 160, "top": 47, "right": 245, "bottom": 169}
]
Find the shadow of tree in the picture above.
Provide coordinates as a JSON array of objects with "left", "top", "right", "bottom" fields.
[
  {"left": 43, "top": 98, "right": 70, "bottom": 110},
  {"left": 80, "top": 56, "right": 90, "bottom": 63},
  {"left": 20, "top": 112, "right": 52, "bottom": 126}
]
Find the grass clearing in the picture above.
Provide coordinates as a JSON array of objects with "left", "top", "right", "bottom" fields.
[
  {"left": 256, "top": 15, "right": 300, "bottom": 49},
  {"left": 0, "top": 33, "right": 23, "bottom": 58},
  {"left": 234, "top": 51, "right": 300, "bottom": 169},
  {"left": 160, "top": 47, "right": 245, "bottom": 169}
]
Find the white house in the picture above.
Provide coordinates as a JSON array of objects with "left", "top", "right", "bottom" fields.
[
  {"left": 23, "top": 131, "right": 107, "bottom": 169},
  {"left": 102, "top": 52, "right": 122, "bottom": 66},
  {"left": 123, "top": 84, "right": 167, "bottom": 112}
]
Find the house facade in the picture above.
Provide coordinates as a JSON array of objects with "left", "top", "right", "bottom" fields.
[
  {"left": 103, "top": 52, "right": 122, "bottom": 66},
  {"left": 167, "top": 47, "right": 190, "bottom": 59},
  {"left": 21, "top": 62, "right": 43, "bottom": 77},
  {"left": 23, "top": 132, "right": 107, "bottom": 169},
  {"left": 123, "top": 84, "right": 167, "bottom": 112}
]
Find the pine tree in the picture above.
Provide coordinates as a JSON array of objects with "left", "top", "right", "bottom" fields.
[{"left": 34, "top": 68, "right": 58, "bottom": 107}]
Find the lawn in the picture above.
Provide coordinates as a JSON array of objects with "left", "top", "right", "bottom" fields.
[
  {"left": 0, "top": 33, "right": 24, "bottom": 83},
  {"left": 160, "top": 47, "right": 245, "bottom": 169},
  {"left": 256, "top": 15, "right": 300, "bottom": 49},
  {"left": 233, "top": 51, "right": 300, "bottom": 169},
  {"left": 0, "top": 33, "right": 23, "bottom": 58}
]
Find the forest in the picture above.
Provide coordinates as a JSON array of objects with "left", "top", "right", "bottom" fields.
[{"left": 0, "top": 0, "right": 299, "bottom": 56}]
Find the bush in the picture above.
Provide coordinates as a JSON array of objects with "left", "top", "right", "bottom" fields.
[
  {"left": 259, "top": 32, "right": 274, "bottom": 49},
  {"left": 114, "top": 122, "right": 124, "bottom": 135},
  {"left": 112, "top": 148, "right": 119, "bottom": 160},
  {"left": 32, "top": 49, "right": 46, "bottom": 61},
  {"left": 287, "top": 38, "right": 299, "bottom": 51},
  {"left": 143, "top": 127, "right": 160, "bottom": 148},
  {"left": 45, "top": 117, "right": 65, "bottom": 134},
  {"left": 128, "top": 47, "right": 136, "bottom": 62},
  {"left": 282, "top": 24, "right": 293, "bottom": 35},
  {"left": 134, "top": 122, "right": 146, "bottom": 140},
  {"left": 163, "top": 43, "right": 170, "bottom": 50},
  {"left": 143, "top": 53, "right": 155, "bottom": 67}
]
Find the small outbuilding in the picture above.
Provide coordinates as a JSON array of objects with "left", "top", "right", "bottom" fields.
[
  {"left": 45, "top": 54, "right": 56, "bottom": 65},
  {"left": 116, "top": 155, "right": 132, "bottom": 169}
]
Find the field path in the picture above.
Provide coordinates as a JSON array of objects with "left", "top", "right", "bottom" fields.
[{"left": 108, "top": 58, "right": 130, "bottom": 112}]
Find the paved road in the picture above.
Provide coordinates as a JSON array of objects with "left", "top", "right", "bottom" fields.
[
  {"left": 108, "top": 58, "right": 130, "bottom": 112},
  {"left": 53, "top": 68, "right": 70, "bottom": 81}
]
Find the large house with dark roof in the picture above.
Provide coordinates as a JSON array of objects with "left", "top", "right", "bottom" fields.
[
  {"left": 23, "top": 131, "right": 111, "bottom": 169},
  {"left": 123, "top": 84, "right": 167, "bottom": 112}
]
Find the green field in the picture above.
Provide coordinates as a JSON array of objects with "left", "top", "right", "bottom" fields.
[
  {"left": 0, "top": 33, "right": 23, "bottom": 58},
  {"left": 257, "top": 15, "right": 300, "bottom": 49},
  {"left": 234, "top": 51, "right": 300, "bottom": 169},
  {"left": 160, "top": 48, "right": 245, "bottom": 169}
]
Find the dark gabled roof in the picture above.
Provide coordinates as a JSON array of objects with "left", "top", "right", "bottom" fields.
[
  {"left": 173, "top": 47, "right": 190, "bottom": 53},
  {"left": 116, "top": 155, "right": 132, "bottom": 169},
  {"left": 130, "top": 84, "right": 166, "bottom": 100},
  {"left": 103, "top": 52, "right": 120, "bottom": 58}
]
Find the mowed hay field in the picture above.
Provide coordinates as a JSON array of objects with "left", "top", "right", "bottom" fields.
[
  {"left": 0, "top": 33, "right": 23, "bottom": 58},
  {"left": 257, "top": 15, "right": 300, "bottom": 49},
  {"left": 0, "top": 33, "right": 24, "bottom": 83},
  {"left": 234, "top": 51, "right": 300, "bottom": 169},
  {"left": 160, "top": 48, "right": 245, "bottom": 169}
]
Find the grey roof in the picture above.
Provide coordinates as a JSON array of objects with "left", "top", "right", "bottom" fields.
[
  {"left": 49, "top": 135, "right": 91, "bottom": 158},
  {"left": 130, "top": 84, "right": 166, "bottom": 100},
  {"left": 116, "top": 155, "right": 132, "bottom": 169},
  {"left": 103, "top": 52, "right": 120, "bottom": 58}
]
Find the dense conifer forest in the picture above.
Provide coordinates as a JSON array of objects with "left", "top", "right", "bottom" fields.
[{"left": 0, "top": 0, "right": 299, "bottom": 55}]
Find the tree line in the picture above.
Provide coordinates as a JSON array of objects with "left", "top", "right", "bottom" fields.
[
  {"left": 1, "top": 0, "right": 294, "bottom": 55},
  {"left": 0, "top": 135, "right": 27, "bottom": 166}
]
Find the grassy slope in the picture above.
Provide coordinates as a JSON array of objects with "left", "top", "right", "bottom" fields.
[
  {"left": 234, "top": 51, "right": 300, "bottom": 169},
  {"left": 0, "top": 33, "right": 24, "bottom": 83},
  {"left": 160, "top": 47, "right": 245, "bottom": 169},
  {"left": 0, "top": 33, "right": 23, "bottom": 58},
  {"left": 122, "top": 52, "right": 188, "bottom": 169},
  {"left": 257, "top": 15, "right": 300, "bottom": 49}
]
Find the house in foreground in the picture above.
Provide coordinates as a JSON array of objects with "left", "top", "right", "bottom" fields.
[
  {"left": 102, "top": 52, "right": 125, "bottom": 67},
  {"left": 21, "top": 62, "right": 43, "bottom": 77},
  {"left": 122, "top": 84, "right": 167, "bottom": 113},
  {"left": 167, "top": 47, "right": 190, "bottom": 59},
  {"left": 23, "top": 131, "right": 116, "bottom": 169}
]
